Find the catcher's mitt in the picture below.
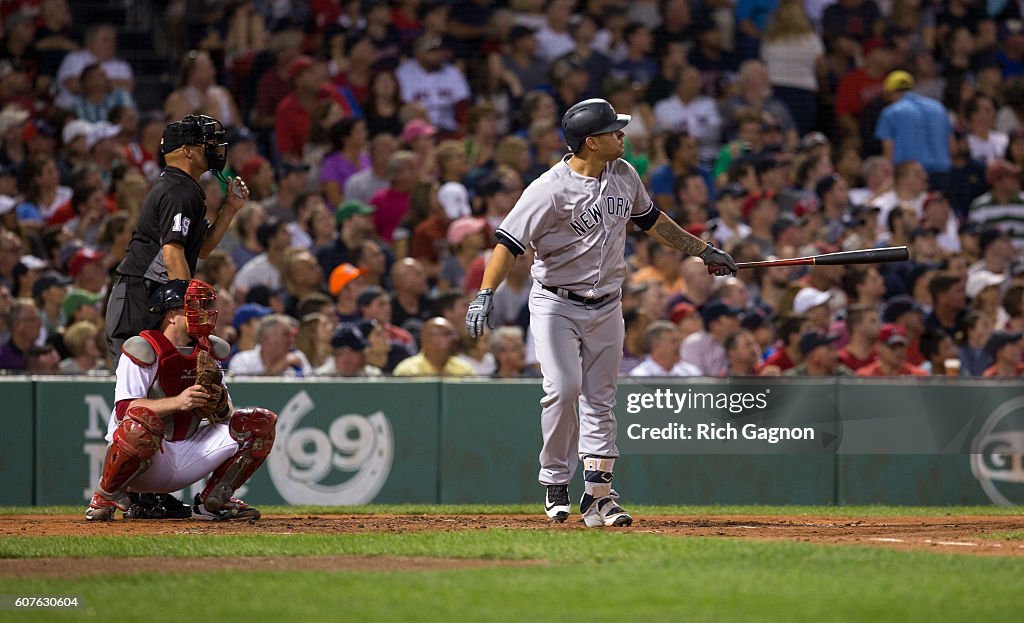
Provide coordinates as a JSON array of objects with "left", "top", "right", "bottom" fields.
[{"left": 194, "top": 348, "right": 229, "bottom": 423}]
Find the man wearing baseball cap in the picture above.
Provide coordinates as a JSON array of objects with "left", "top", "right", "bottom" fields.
[
  {"left": 69, "top": 247, "right": 107, "bottom": 295},
  {"left": 315, "top": 200, "right": 376, "bottom": 278},
  {"left": 274, "top": 56, "right": 333, "bottom": 160},
  {"left": 680, "top": 300, "right": 742, "bottom": 376},
  {"left": 981, "top": 330, "right": 1024, "bottom": 377},
  {"left": 875, "top": 70, "right": 952, "bottom": 191},
  {"left": 314, "top": 323, "right": 383, "bottom": 378},
  {"left": 328, "top": 262, "right": 367, "bottom": 322},
  {"left": 395, "top": 35, "right": 470, "bottom": 131},
  {"left": 855, "top": 323, "right": 927, "bottom": 376},
  {"left": 785, "top": 330, "right": 853, "bottom": 376},
  {"left": 231, "top": 303, "right": 272, "bottom": 358}
]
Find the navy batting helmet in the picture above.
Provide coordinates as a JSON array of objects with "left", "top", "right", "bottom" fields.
[
  {"left": 148, "top": 279, "right": 190, "bottom": 315},
  {"left": 561, "top": 98, "right": 631, "bottom": 153}
]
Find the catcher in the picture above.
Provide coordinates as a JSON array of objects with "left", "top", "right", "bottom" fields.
[{"left": 86, "top": 279, "right": 277, "bottom": 521}]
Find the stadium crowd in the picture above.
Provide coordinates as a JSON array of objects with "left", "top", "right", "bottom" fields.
[{"left": 0, "top": 0, "right": 1023, "bottom": 379}]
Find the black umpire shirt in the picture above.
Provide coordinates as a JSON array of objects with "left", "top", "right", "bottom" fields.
[{"left": 117, "top": 166, "right": 208, "bottom": 281}]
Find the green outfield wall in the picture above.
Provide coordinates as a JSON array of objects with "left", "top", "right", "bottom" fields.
[{"left": 4, "top": 376, "right": 1024, "bottom": 506}]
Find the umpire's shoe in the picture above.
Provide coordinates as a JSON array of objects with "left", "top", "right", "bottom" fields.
[
  {"left": 192, "top": 494, "right": 261, "bottom": 521},
  {"left": 544, "top": 484, "right": 570, "bottom": 522},
  {"left": 580, "top": 494, "right": 632, "bottom": 528},
  {"left": 125, "top": 493, "right": 193, "bottom": 519}
]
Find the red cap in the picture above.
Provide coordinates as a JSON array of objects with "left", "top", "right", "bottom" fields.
[
  {"left": 241, "top": 155, "right": 269, "bottom": 181},
  {"left": 877, "top": 322, "right": 909, "bottom": 346},
  {"left": 741, "top": 191, "right": 775, "bottom": 221},
  {"left": 862, "top": 38, "right": 887, "bottom": 56},
  {"left": 69, "top": 247, "right": 106, "bottom": 278},
  {"left": 683, "top": 222, "right": 707, "bottom": 237},
  {"left": 794, "top": 196, "right": 820, "bottom": 218},
  {"left": 287, "top": 55, "right": 315, "bottom": 78},
  {"left": 669, "top": 301, "right": 697, "bottom": 324}
]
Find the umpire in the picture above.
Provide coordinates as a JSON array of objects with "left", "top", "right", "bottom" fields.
[{"left": 105, "top": 114, "right": 250, "bottom": 363}]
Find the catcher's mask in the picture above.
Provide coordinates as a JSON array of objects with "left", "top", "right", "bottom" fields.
[
  {"left": 184, "top": 279, "right": 218, "bottom": 339},
  {"left": 158, "top": 114, "right": 228, "bottom": 176}
]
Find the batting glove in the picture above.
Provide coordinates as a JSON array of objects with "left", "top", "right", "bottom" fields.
[
  {"left": 699, "top": 243, "right": 739, "bottom": 276},
  {"left": 466, "top": 289, "right": 494, "bottom": 338}
]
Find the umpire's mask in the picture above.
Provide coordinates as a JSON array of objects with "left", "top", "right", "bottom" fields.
[{"left": 159, "top": 115, "right": 228, "bottom": 174}]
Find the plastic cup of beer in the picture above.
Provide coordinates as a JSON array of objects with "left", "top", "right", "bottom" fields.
[{"left": 944, "top": 358, "right": 961, "bottom": 377}]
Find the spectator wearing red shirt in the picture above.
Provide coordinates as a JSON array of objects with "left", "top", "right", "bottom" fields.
[
  {"left": 882, "top": 294, "right": 927, "bottom": 365},
  {"left": 981, "top": 331, "right": 1024, "bottom": 377},
  {"left": 834, "top": 38, "right": 891, "bottom": 145},
  {"left": 837, "top": 304, "right": 879, "bottom": 371},
  {"left": 856, "top": 323, "right": 927, "bottom": 376},
  {"left": 275, "top": 56, "right": 344, "bottom": 161},
  {"left": 370, "top": 150, "right": 419, "bottom": 243},
  {"left": 253, "top": 29, "right": 303, "bottom": 132},
  {"left": 763, "top": 314, "right": 807, "bottom": 372},
  {"left": 331, "top": 33, "right": 375, "bottom": 109}
]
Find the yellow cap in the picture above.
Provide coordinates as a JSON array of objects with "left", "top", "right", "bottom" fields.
[{"left": 884, "top": 70, "right": 914, "bottom": 93}]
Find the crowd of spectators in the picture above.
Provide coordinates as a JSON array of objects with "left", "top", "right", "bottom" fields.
[{"left": 1, "top": 0, "right": 1023, "bottom": 379}]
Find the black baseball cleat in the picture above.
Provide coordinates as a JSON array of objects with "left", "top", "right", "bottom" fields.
[
  {"left": 124, "top": 493, "right": 193, "bottom": 519},
  {"left": 544, "top": 484, "right": 570, "bottom": 523}
]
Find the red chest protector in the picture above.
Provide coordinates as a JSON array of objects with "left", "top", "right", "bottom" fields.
[{"left": 139, "top": 329, "right": 205, "bottom": 441}]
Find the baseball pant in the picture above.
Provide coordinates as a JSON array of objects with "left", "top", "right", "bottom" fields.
[
  {"left": 104, "top": 417, "right": 238, "bottom": 494},
  {"left": 530, "top": 283, "right": 624, "bottom": 486},
  {"left": 105, "top": 275, "right": 163, "bottom": 365}
]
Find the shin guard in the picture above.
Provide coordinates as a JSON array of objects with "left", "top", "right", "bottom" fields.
[
  {"left": 94, "top": 406, "right": 165, "bottom": 509},
  {"left": 580, "top": 456, "right": 615, "bottom": 513},
  {"left": 201, "top": 408, "right": 277, "bottom": 511}
]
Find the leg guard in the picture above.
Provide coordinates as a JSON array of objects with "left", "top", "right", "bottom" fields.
[
  {"left": 579, "top": 456, "right": 631, "bottom": 527},
  {"left": 92, "top": 406, "right": 165, "bottom": 511},
  {"left": 581, "top": 456, "right": 615, "bottom": 501},
  {"left": 200, "top": 408, "right": 277, "bottom": 511}
]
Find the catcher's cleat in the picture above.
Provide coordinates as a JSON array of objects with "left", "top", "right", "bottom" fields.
[
  {"left": 580, "top": 494, "right": 632, "bottom": 528},
  {"left": 192, "top": 494, "right": 261, "bottom": 521},
  {"left": 544, "top": 484, "right": 570, "bottom": 523},
  {"left": 85, "top": 494, "right": 120, "bottom": 521},
  {"left": 125, "top": 493, "right": 193, "bottom": 519}
]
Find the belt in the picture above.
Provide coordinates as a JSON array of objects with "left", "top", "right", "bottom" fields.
[{"left": 541, "top": 284, "right": 614, "bottom": 306}]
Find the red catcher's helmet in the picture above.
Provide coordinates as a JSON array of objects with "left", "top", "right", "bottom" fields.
[{"left": 184, "top": 279, "right": 218, "bottom": 339}]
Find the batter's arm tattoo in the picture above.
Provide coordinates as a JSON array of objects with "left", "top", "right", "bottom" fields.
[{"left": 649, "top": 213, "right": 708, "bottom": 256}]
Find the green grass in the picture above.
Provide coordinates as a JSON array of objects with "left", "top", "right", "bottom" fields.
[
  {"left": 1, "top": 531, "right": 1022, "bottom": 622},
  {"left": 2, "top": 503, "right": 1021, "bottom": 516},
  {"left": 981, "top": 530, "right": 1024, "bottom": 541}
]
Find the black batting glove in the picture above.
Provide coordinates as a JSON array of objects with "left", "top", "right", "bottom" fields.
[
  {"left": 466, "top": 289, "right": 494, "bottom": 338},
  {"left": 699, "top": 243, "right": 738, "bottom": 276}
]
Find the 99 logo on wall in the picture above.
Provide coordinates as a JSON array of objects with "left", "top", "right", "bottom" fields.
[
  {"left": 971, "top": 395, "right": 1024, "bottom": 506},
  {"left": 267, "top": 390, "right": 394, "bottom": 505}
]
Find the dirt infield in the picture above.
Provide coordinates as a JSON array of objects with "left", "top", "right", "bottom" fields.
[{"left": 2, "top": 513, "right": 1023, "bottom": 577}]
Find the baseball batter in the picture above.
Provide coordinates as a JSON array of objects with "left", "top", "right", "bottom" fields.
[
  {"left": 466, "top": 99, "right": 737, "bottom": 527},
  {"left": 87, "top": 279, "right": 277, "bottom": 521}
]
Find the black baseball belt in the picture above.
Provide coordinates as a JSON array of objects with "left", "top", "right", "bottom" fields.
[{"left": 541, "top": 284, "right": 616, "bottom": 306}]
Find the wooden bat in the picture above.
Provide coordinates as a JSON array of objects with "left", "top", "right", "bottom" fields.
[{"left": 711, "top": 246, "right": 909, "bottom": 272}]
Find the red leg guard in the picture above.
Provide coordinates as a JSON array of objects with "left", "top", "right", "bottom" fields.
[
  {"left": 94, "top": 406, "right": 165, "bottom": 509},
  {"left": 201, "top": 408, "right": 277, "bottom": 511}
]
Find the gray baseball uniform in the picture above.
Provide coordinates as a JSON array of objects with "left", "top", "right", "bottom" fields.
[{"left": 496, "top": 154, "right": 655, "bottom": 485}]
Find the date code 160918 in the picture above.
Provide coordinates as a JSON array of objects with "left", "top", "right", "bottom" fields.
[{"left": 1, "top": 596, "right": 83, "bottom": 610}]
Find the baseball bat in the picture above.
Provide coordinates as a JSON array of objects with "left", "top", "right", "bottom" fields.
[{"left": 710, "top": 246, "right": 909, "bottom": 272}]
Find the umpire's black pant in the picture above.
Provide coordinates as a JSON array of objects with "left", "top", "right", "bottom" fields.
[{"left": 105, "top": 275, "right": 163, "bottom": 366}]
